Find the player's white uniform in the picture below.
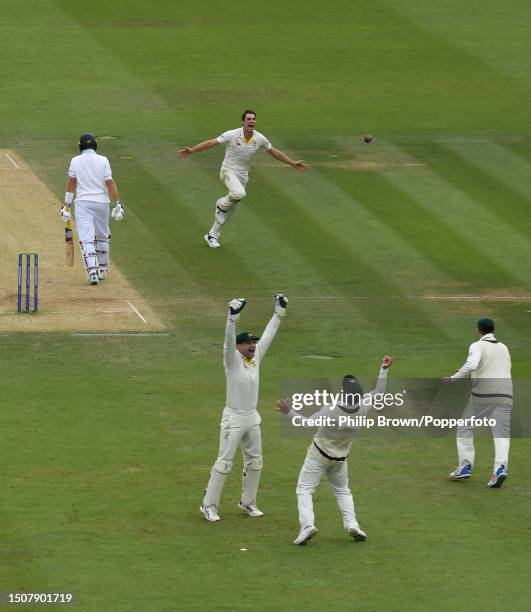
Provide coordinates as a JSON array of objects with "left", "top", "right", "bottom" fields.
[
  {"left": 209, "top": 128, "right": 272, "bottom": 239},
  {"left": 451, "top": 333, "right": 512, "bottom": 471},
  {"left": 288, "top": 369, "right": 388, "bottom": 532},
  {"left": 68, "top": 149, "right": 112, "bottom": 277},
  {"left": 202, "top": 313, "right": 282, "bottom": 510}
]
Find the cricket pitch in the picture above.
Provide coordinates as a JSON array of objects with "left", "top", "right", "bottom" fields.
[{"left": 0, "top": 150, "right": 165, "bottom": 332}]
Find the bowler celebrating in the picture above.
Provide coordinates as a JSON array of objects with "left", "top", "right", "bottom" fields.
[
  {"left": 178, "top": 110, "right": 307, "bottom": 248},
  {"left": 277, "top": 356, "right": 393, "bottom": 545},
  {"left": 200, "top": 294, "right": 288, "bottom": 522}
]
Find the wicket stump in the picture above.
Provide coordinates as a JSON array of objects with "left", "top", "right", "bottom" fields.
[{"left": 17, "top": 253, "right": 39, "bottom": 313}]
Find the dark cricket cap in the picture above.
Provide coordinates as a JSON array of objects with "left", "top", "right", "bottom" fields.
[
  {"left": 342, "top": 375, "right": 364, "bottom": 397},
  {"left": 236, "top": 331, "right": 260, "bottom": 344},
  {"left": 477, "top": 318, "right": 495, "bottom": 333},
  {"left": 79, "top": 133, "right": 97, "bottom": 150}
]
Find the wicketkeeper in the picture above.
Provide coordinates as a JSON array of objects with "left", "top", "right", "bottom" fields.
[
  {"left": 200, "top": 294, "right": 288, "bottom": 522},
  {"left": 277, "top": 355, "right": 393, "bottom": 545}
]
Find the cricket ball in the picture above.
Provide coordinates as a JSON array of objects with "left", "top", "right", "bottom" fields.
[{"left": 363, "top": 134, "right": 372, "bottom": 143}]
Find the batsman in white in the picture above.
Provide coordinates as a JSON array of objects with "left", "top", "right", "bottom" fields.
[
  {"left": 178, "top": 110, "right": 307, "bottom": 248},
  {"left": 200, "top": 294, "right": 288, "bottom": 522},
  {"left": 61, "top": 133, "right": 125, "bottom": 285},
  {"left": 276, "top": 355, "right": 393, "bottom": 545}
]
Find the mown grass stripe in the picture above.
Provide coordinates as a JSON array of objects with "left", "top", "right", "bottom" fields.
[
  {"left": 255, "top": 166, "right": 473, "bottom": 340},
  {"left": 440, "top": 140, "right": 531, "bottom": 205},
  {"left": 361, "top": 140, "right": 531, "bottom": 287}
]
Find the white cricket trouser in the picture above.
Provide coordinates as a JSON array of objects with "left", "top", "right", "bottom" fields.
[
  {"left": 75, "top": 200, "right": 110, "bottom": 276},
  {"left": 296, "top": 444, "right": 359, "bottom": 531},
  {"left": 203, "top": 413, "right": 262, "bottom": 508},
  {"left": 209, "top": 170, "right": 249, "bottom": 239},
  {"left": 456, "top": 396, "right": 512, "bottom": 472}
]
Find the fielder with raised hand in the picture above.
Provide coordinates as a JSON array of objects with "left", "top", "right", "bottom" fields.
[
  {"left": 276, "top": 355, "right": 393, "bottom": 545},
  {"left": 62, "top": 133, "right": 125, "bottom": 285},
  {"left": 200, "top": 294, "right": 288, "bottom": 522},
  {"left": 179, "top": 110, "right": 307, "bottom": 249}
]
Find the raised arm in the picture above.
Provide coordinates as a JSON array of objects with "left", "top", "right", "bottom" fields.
[
  {"left": 361, "top": 356, "right": 393, "bottom": 413},
  {"left": 224, "top": 298, "right": 246, "bottom": 368},
  {"left": 178, "top": 138, "right": 220, "bottom": 158},
  {"left": 266, "top": 147, "right": 307, "bottom": 172},
  {"left": 255, "top": 294, "right": 288, "bottom": 361}
]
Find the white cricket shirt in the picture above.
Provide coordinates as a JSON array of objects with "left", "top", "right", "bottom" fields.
[
  {"left": 451, "top": 333, "right": 512, "bottom": 396},
  {"left": 217, "top": 128, "right": 272, "bottom": 176},
  {"left": 223, "top": 314, "right": 281, "bottom": 421},
  {"left": 68, "top": 149, "right": 113, "bottom": 204}
]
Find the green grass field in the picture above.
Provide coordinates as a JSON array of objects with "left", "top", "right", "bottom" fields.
[{"left": 1, "top": 1, "right": 531, "bottom": 610}]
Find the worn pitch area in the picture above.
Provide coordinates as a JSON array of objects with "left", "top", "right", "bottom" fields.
[{"left": 0, "top": 150, "right": 165, "bottom": 332}]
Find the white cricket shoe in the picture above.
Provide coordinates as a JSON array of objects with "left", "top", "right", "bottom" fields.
[
  {"left": 89, "top": 272, "right": 99, "bottom": 285},
  {"left": 347, "top": 526, "right": 367, "bottom": 541},
  {"left": 97, "top": 270, "right": 107, "bottom": 281},
  {"left": 293, "top": 526, "right": 318, "bottom": 545},
  {"left": 238, "top": 501, "right": 264, "bottom": 518},
  {"left": 200, "top": 504, "right": 220, "bottom": 522},
  {"left": 204, "top": 233, "right": 220, "bottom": 248}
]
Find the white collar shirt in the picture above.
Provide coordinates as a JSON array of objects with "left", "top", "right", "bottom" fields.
[{"left": 68, "top": 149, "right": 113, "bottom": 204}]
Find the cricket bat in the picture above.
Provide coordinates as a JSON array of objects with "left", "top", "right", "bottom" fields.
[{"left": 65, "top": 219, "right": 74, "bottom": 267}]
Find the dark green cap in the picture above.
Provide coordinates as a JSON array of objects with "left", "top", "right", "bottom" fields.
[
  {"left": 477, "top": 318, "right": 495, "bottom": 333},
  {"left": 236, "top": 331, "right": 259, "bottom": 344}
]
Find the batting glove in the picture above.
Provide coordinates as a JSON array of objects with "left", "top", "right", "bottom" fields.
[
  {"left": 274, "top": 293, "right": 288, "bottom": 317},
  {"left": 111, "top": 201, "right": 125, "bottom": 221},
  {"left": 60, "top": 206, "right": 72, "bottom": 222},
  {"left": 228, "top": 298, "right": 246, "bottom": 322}
]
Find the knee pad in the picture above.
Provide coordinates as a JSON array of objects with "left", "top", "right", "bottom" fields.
[
  {"left": 213, "top": 458, "right": 233, "bottom": 474},
  {"left": 215, "top": 205, "right": 233, "bottom": 225},
  {"left": 244, "top": 456, "right": 263, "bottom": 471},
  {"left": 95, "top": 238, "right": 109, "bottom": 253},
  {"left": 229, "top": 187, "right": 246, "bottom": 202},
  {"left": 79, "top": 240, "right": 95, "bottom": 256}
]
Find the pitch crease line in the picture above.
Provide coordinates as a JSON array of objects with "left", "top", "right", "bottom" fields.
[
  {"left": 128, "top": 301, "right": 147, "bottom": 323},
  {"left": 5, "top": 153, "right": 20, "bottom": 169},
  {"left": 71, "top": 333, "right": 170, "bottom": 337}
]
